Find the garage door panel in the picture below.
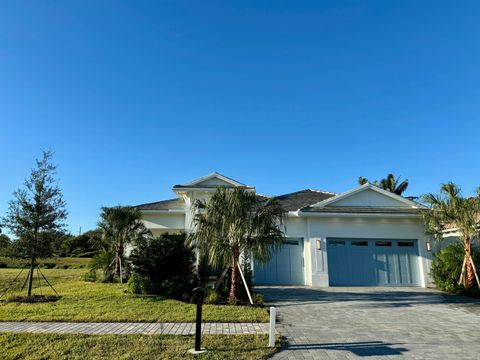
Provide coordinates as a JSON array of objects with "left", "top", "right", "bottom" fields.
[
  {"left": 254, "top": 238, "right": 305, "bottom": 285},
  {"left": 328, "top": 238, "right": 421, "bottom": 286}
]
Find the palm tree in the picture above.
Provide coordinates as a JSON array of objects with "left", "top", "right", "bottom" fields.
[
  {"left": 188, "top": 188, "right": 285, "bottom": 299},
  {"left": 358, "top": 173, "right": 409, "bottom": 195},
  {"left": 98, "top": 206, "right": 150, "bottom": 282},
  {"left": 422, "top": 183, "right": 480, "bottom": 288}
]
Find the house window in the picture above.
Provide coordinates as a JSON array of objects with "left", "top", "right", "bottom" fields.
[
  {"left": 352, "top": 241, "right": 368, "bottom": 246},
  {"left": 398, "top": 241, "right": 415, "bottom": 247},
  {"left": 375, "top": 241, "right": 392, "bottom": 247}
]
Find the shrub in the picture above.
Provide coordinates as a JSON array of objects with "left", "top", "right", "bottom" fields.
[
  {"left": 204, "top": 290, "right": 223, "bottom": 304},
  {"left": 252, "top": 293, "right": 264, "bottom": 307},
  {"left": 129, "top": 233, "right": 195, "bottom": 299},
  {"left": 89, "top": 249, "right": 117, "bottom": 282},
  {"left": 431, "top": 242, "right": 480, "bottom": 293},
  {"left": 58, "top": 229, "right": 105, "bottom": 257},
  {"left": 227, "top": 296, "right": 238, "bottom": 305},
  {"left": 127, "top": 273, "right": 155, "bottom": 295},
  {"left": 82, "top": 269, "right": 98, "bottom": 282}
]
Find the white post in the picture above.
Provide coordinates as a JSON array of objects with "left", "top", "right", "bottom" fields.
[{"left": 268, "top": 306, "right": 276, "bottom": 347}]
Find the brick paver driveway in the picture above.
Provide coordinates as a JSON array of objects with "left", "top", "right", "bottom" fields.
[{"left": 257, "top": 286, "right": 480, "bottom": 360}]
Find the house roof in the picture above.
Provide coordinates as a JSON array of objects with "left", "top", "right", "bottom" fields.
[
  {"left": 135, "top": 198, "right": 185, "bottom": 211},
  {"left": 133, "top": 190, "right": 334, "bottom": 212},
  {"left": 308, "top": 183, "right": 424, "bottom": 209},
  {"left": 273, "top": 189, "right": 336, "bottom": 211}
]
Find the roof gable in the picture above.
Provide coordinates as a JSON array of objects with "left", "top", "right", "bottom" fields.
[
  {"left": 310, "top": 184, "right": 422, "bottom": 209},
  {"left": 174, "top": 172, "right": 248, "bottom": 189}
]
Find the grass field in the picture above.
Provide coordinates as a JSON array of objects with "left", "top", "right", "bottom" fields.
[
  {"left": 0, "top": 332, "right": 279, "bottom": 360},
  {"left": 0, "top": 269, "right": 269, "bottom": 323}
]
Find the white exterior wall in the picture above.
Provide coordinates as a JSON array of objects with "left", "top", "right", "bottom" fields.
[
  {"left": 284, "top": 217, "right": 310, "bottom": 285},
  {"left": 141, "top": 213, "right": 185, "bottom": 234},
  {"left": 304, "top": 216, "right": 433, "bottom": 287}
]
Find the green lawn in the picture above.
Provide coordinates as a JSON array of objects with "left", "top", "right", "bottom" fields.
[
  {"left": 0, "top": 269, "right": 269, "bottom": 322},
  {"left": 0, "top": 333, "right": 279, "bottom": 360}
]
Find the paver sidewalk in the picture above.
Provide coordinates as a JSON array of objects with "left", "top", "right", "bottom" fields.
[{"left": 0, "top": 322, "right": 268, "bottom": 335}]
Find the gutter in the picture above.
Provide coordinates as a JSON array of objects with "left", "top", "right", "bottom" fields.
[{"left": 295, "top": 211, "right": 421, "bottom": 219}]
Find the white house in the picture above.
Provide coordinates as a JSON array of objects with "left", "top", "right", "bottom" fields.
[{"left": 135, "top": 173, "right": 433, "bottom": 287}]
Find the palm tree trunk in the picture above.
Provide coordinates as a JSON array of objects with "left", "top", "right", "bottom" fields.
[
  {"left": 229, "top": 254, "right": 238, "bottom": 299},
  {"left": 465, "top": 237, "right": 474, "bottom": 289}
]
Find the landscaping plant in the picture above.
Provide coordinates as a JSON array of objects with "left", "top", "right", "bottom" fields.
[
  {"left": 422, "top": 183, "right": 480, "bottom": 289},
  {"left": 431, "top": 242, "right": 480, "bottom": 294},
  {"left": 188, "top": 187, "right": 285, "bottom": 300},
  {"left": 97, "top": 206, "right": 150, "bottom": 283},
  {"left": 128, "top": 233, "right": 195, "bottom": 300},
  {"left": 1, "top": 150, "right": 67, "bottom": 298}
]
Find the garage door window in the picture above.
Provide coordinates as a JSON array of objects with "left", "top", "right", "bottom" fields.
[
  {"left": 330, "top": 240, "right": 345, "bottom": 247},
  {"left": 352, "top": 241, "right": 368, "bottom": 246},
  {"left": 398, "top": 241, "right": 415, "bottom": 247},
  {"left": 285, "top": 240, "right": 300, "bottom": 245},
  {"left": 375, "top": 241, "right": 392, "bottom": 247}
]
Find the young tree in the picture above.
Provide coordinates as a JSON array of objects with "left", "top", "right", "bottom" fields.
[
  {"left": 1, "top": 150, "right": 67, "bottom": 297},
  {"left": 422, "top": 183, "right": 480, "bottom": 288},
  {"left": 97, "top": 206, "right": 150, "bottom": 282},
  {"left": 188, "top": 187, "right": 285, "bottom": 299},
  {"left": 358, "top": 173, "right": 409, "bottom": 195}
]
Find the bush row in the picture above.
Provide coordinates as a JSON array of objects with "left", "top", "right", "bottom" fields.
[{"left": 0, "top": 257, "right": 90, "bottom": 269}]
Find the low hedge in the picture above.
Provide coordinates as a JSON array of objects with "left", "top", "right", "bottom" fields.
[{"left": 0, "top": 257, "right": 91, "bottom": 269}]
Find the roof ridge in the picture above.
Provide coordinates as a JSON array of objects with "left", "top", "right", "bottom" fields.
[
  {"left": 307, "top": 188, "right": 337, "bottom": 195},
  {"left": 275, "top": 189, "right": 335, "bottom": 197}
]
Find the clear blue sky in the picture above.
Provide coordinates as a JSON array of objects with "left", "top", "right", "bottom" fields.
[{"left": 1, "top": 1, "right": 479, "bottom": 234}]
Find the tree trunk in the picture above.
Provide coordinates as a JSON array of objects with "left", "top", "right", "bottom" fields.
[
  {"left": 114, "top": 242, "right": 124, "bottom": 281},
  {"left": 464, "top": 237, "right": 474, "bottom": 289},
  {"left": 229, "top": 254, "right": 238, "bottom": 299},
  {"left": 27, "top": 257, "right": 35, "bottom": 298}
]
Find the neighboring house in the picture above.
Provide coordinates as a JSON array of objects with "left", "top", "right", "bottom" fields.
[{"left": 135, "top": 172, "right": 432, "bottom": 288}]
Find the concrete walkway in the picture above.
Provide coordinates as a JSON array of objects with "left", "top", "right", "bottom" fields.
[
  {"left": 0, "top": 322, "right": 268, "bottom": 335},
  {"left": 257, "top": 286, "right": 480, "bottom": 360}
]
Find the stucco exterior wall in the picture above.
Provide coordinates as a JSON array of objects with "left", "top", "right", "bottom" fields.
[{"left": 141, "top": 213, "right": 185, "bottom": 232}]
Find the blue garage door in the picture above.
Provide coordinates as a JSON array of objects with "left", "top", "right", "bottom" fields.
[
  {"left": 254, "top": 238, "right": 305, "bottom": 285},
  {"left": 327, "top": 238, "right": 421, "bottom": 286}
]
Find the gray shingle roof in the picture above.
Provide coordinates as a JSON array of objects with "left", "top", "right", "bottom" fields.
[
  {"left": 133, "top": 190, "right": 334, "bottom": 212},
  {"left": 134, "top": 198, "right": 185, "bottom": 211},
  {"left": 273, "top": 189, "right": 336, "bottom": 211}
]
